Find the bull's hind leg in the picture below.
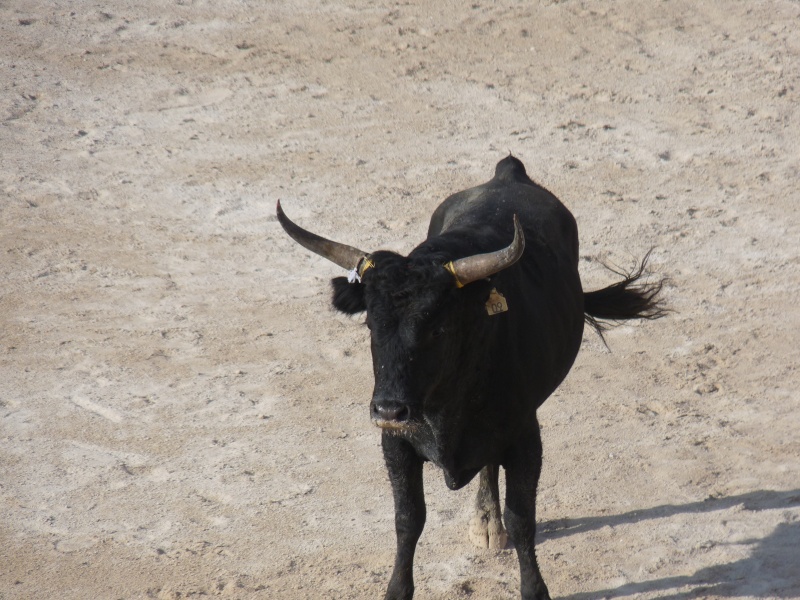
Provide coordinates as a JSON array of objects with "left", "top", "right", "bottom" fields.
[
  {"left": 504, "top": 421, "right": 551, "bottom": 600},
  {"left": 468, "top": 464, "right": 508, "bottom": 549}
]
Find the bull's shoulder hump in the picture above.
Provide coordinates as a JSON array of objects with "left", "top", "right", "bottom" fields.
[
  {"left": 427, "top": 157, "right": 564, "bottom": 236},
  {"left": 427, "top": 187, "right": 486, "bottom": 236},
  {"left": 492, "top": 155, "right": 533, "bottom": 184}
]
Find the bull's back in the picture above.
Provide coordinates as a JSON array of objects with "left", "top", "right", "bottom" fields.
[
  {"left": 428, "top": 156, "right": 584, "bottom": 411},
  {"left": 429, "top": 158, "right": 579, "bottom": 265}
]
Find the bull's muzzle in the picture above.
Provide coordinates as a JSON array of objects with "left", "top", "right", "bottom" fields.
[{"left": 370, "top": 399, "right": 412, "bottom": 429}]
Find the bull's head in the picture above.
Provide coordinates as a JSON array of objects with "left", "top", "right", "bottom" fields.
[{"left": 276, "top": 201, "right": 524, "bottom": 431}]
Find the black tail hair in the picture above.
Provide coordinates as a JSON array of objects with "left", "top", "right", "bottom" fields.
[{"left": 584, "top": 249, "right": 668, "bottom": 343}]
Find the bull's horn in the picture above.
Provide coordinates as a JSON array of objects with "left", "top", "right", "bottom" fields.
[
  {"left": 276, "top": 200, "right": 367, "bottom": 270},
  {"left": 445, "top": 215, "right": 525, "bottom": 287}
]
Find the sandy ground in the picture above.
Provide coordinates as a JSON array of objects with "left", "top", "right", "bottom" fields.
[{"left": 2, "top": 1, "right": 799, "bottom": 599}]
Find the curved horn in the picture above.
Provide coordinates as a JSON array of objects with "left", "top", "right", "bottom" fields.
[
  {"left": 447, "top": 215, "right": 525, "bottom": 286},
  {"left": 276, "top": 200, "right": 367, "bottom": 270}
]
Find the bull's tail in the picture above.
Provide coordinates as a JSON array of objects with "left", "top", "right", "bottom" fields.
[{"left": 584, "top": 250, "right": 668, "bottom": 341}]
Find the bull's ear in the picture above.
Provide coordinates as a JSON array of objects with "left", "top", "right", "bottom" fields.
[{"left": 332, "top": 277, "right": 366, "bottom": 314}]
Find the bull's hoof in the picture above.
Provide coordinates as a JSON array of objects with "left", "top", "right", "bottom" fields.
[
  {"left": 468, "top": 512, "right": 508, "bottom": 549},
  {"left": 384, "top": 584, "right": 414, "bottom": 600}
]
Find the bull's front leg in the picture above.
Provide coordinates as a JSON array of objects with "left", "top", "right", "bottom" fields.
[
  {"left": 503, "top": 420, "right": 551, "bottom": 600},
  {"left": 382, "top": 432, "right": 426, "bottom": 600}
]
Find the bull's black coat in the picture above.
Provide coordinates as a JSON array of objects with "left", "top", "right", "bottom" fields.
[{"left": 279, "top": 156, "right": 664, "bottom": 600}]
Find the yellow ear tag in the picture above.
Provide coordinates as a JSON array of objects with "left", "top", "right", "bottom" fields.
[{"left": 485, "top": 288, "right": 509, "bottom": 315}]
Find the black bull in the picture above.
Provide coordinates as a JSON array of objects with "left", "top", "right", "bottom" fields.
[{"left": 277, "top": 156, "right": 664, "bottom": 600}]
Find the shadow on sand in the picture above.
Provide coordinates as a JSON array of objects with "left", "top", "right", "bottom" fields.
[{"left": 539, "top": 489, "right": 800, "bottom": 599}]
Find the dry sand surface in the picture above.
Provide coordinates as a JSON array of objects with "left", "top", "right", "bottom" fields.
[{"left": 2, "top": 1, "right": 799, "bottom": 599}]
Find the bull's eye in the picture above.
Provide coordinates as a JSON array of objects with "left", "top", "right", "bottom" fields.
[{"left": 431, "top": 326, "right": 446, "bottom": 339}]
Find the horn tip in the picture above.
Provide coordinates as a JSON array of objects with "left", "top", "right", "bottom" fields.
[
  {"left": 512, "top": 213, "right": 523, "bottom": 236},
  {"left": 276, "top": 200, "right": 290, "bottom": 229},
  {"left": 512, "top": 214, "right": 525, "bottom": 253}
]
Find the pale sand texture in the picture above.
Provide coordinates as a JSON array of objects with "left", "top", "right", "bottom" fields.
[{"left": 1, "top": 1, "right": 799, "bottom": 598}]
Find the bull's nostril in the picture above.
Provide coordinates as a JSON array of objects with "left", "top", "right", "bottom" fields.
[{"left": 395, "top": 405, "right": 410, "bottom": 422}]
